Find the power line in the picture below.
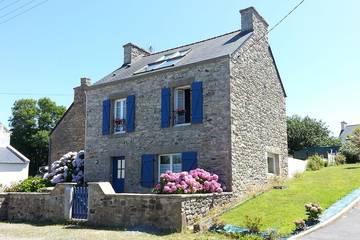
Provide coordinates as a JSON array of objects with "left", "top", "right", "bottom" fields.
[
  {"left": 240, "top": 0, "right": 305, "bottom": 55},
  {"left": 0, "top": 92, "right": 72, "bottom": 96},
  {"left": 0, "top": 0, "right": 38, "bottom": 19},
  {"left": 0, "top": 0, "right": 48, "bottom": 25},
  {"left": 0, "top": 0, "right": 22, "bottom": 12}
]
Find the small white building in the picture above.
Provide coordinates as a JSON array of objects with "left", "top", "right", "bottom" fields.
[{"left": 0, "top": 122, "right": 29, "bottom": 187}]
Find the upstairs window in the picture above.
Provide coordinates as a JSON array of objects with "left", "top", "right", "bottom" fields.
[
  {"left": 114, "top": 98, "right": 126, "bottom": 133},
  {"left": 174, "top": 86, "right": 191, "bottom": 126},
  {"left": 135, "top": 49, "right": 190, "bottom": 74}
]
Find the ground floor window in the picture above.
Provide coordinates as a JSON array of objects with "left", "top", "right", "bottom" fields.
[
  {"left": 158, "top": 153, "right": 182, "bottom": 177},
  {"left": 267, "top": 153, "right": 280, "bottom": 175}
]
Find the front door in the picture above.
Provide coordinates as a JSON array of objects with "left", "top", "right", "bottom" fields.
[{"left": 112, "top": 157, "right": 125, "bottom": 193}]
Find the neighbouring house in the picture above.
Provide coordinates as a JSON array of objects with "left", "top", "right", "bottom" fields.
[
  {"left": 0, "top": 122, "right": 29, "bottom": 186},
  {"left": 49, "top": 78, "right": 91, "bottom": 164},
  {"left": 339, "top": 121, "right": 360, "bottom": 143},
  {"left": 84, "top": 7, "right": 288, "bottom": 194}
]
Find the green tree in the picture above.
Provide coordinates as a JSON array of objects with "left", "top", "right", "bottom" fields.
[
  {"left": 9, "top": 98, "right": 66, "bottom": 175},
  {"left": 287, "top": 115, "right": 341, "bottom": 154}
]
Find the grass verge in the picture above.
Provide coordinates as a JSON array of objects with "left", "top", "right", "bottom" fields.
[{"left": 220, "top": 163, "right": 360, "bottom": 235}]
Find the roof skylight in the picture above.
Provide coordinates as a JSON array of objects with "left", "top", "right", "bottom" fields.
[{"left": 135, "top": 49, "right": 191, "bottom": 74}]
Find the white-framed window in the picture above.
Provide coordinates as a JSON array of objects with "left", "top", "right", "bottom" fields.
[
  {"left": 158, "top": 153, "right": 182, "bottom": 178},
  {"left": 117, "top": 158, "right": 125, "bottom": 179},
  {"left": 267, "top": 153, "right": 280, "bottom": 175},
  {"left": 174, "top": 86, "right": 191, "bottom": 126},
  {"left": 114, "top": 98, "right": 126, "bottom": 133}
]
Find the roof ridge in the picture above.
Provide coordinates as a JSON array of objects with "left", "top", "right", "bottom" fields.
[
  {"left": 346, "top": 124, "right": 360, "bottom": 127},
  {"left": 149, "top": 29, "right": 241, "bottom": 56}
]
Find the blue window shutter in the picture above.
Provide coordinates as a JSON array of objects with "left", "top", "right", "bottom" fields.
[
  {"left": 191, "top": 81, "right": 203, "bottom": 124},
  {"left": 102, "top": 99, "right": 111, "bottom": 135},
  {"left": 126, "top": 95, "right": 135, "bottom": 132},
  {"left": 141, "top": 154, "right": 155, "bottom": 188},
  {"left": 182, "top": 152, "right": 198, "bottom": 171},
  {"left": 161, "top": 87, "right": 171, "bottom": 128}
]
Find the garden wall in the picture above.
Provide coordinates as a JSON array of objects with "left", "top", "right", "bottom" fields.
[
  {"left": 88, "top": 182, "right": 233, "bottom": 232},
  {"left": 0, "top": 183, "right": 75, "bottom": 222}
]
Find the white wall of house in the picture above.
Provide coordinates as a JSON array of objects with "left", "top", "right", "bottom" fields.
[
  {"left": 288, "top": 157, "right": 307, "bottom": 178},
  {"left": 0, "top": 122, "right": 30, "bottom": 187},
  {"left": 0, "top": 123, "right": 10, "bottom": 147},
  {"left": 0, "top": 163, "right": 29, "bottom": 186}
]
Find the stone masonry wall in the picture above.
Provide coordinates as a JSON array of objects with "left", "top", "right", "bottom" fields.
[
  {"left": 88, "top": 182, "right": 233, "bottom": 232},
  {"left": 49, "top": 79, "right": 90, "bottom": 164},
  {"left": 229, "top": 12, "right": 288, "bottom": 193},
  {"left": 0, "top": 193, "right": 8, "bottom": 220},
  {"left": 0, "top": 183, "right": 74, "bottom": 222},
  {"left": 85, "top": 57, "right": 232, "bottom": 193}
]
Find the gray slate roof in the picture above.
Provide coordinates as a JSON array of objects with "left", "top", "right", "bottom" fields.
[
  {"left": 95, "top": 30, "right": 253, "bottom": 85},
  {"left": 0, "top": 146, "right": 30, "bottom": 164},
  {"left": 339, "top": 124, "right": 360, "bottom": 142}
]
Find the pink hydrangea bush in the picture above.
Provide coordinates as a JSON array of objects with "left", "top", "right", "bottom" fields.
[{"left": 153, "top": 168, "right": 223, "bottom": 194}]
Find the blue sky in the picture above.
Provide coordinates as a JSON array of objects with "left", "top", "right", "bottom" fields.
[{"left": 0, "top": 0, "right": 359, "bottom": 136}]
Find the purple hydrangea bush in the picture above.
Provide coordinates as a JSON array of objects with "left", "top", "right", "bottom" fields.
[
  {"left": 153, "top": 168, "right": 223, "bottom": 194},
  {"left": 43, "top": 150, "right": 84, "bottom": 184}
]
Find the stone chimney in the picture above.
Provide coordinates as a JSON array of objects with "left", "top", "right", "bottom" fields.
[
  {"left": 341, "top": 121, "right": 348, "bottom": 131},
  {"left": 123, "top": 43, "right": 150, "bottom": 65},
  {"left": 74, "top": 77, "right": 91, "bottom": 103},
  {"left": 0, "top": 122, "right": 10, "bottom": 147},
  {"left": 240, "top": 7, "right": 269, "bottom": 33}
]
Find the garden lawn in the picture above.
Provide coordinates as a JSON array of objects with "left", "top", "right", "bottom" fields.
[{"left": 220, "top": 163, "right": 360, "bottom": 235}]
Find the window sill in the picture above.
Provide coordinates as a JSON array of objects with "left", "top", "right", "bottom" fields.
[
  {"left": 114, "top": 131, "right": 126, "bottom": 135},
  {"left": 174, "top": 123, "right": 191, "bottom": 127}
]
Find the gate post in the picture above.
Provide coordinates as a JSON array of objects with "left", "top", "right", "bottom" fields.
[{"left": 58, "top": 183, "right": 77, "bottom": 220}]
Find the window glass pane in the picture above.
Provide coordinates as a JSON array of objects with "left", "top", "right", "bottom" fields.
[
  {"left": 172, "top": 154, "right": 182, "bottom": 173},
  {"left": 114, "top": 99, "right": 126, "bottom": 132},
  {"left": 161, "top": 58, "right": 180, "bottom": 68},
  {"left": 267, "top": 157, "right": 274, "bottom": 174},
  {"left": 147, "top": 62, "right": 163, "bottom": 71},
  {"left": 160, "top": 155, "right": 171, "bottom": 175},
  {"left": 175, "top": 89, "right": 185, "bottom": 124},
  {"left": 118, "top": 159, "right": 122, "bottom": 169},
  {"left": 117, "top": 170, "right": 121, "bottom": 179},
  {"left": 121, "top": 169, "right": 125, "bottom": 178},
  {"left": 173, "top": 154, "right": 181, "bottom": 164}
]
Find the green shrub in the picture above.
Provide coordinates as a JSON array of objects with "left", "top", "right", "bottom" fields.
[
  {"left": 305, "top": 203, "right": 322, "bottom": 222},
  {"left": 306, "top": 155, "right": 325, "bottom": 171},
  {"left": 335, "top": 153, "right": 346, "bottom": 165},
  {"left": 244, "top": 215, "right": 263, "bottom": 234},
  {"left": 4, "top": 177, "right": 52, "bottom": 192}
]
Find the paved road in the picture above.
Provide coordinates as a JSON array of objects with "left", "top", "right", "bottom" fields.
[{"left": 301, "top": 202, "right": 360, "bottom": 240}]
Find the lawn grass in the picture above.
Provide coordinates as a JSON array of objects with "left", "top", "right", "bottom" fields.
[{"left": 220, "top": 163, "right": 360, "bottom": 235}]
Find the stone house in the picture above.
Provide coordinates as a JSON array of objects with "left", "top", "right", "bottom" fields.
[
  {"left": 84, "top": 7, "right": 288, "bottom": 194},
  {"left": 339, "top": 121, "right": 360, "bottom": 143},
  {"left": 49, "top": 78, "right": 90, "bottom": 164}
]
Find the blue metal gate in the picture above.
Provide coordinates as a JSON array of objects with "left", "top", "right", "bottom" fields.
[{"left": 72, "top": 186, "right": 88, "bottom": 219}]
